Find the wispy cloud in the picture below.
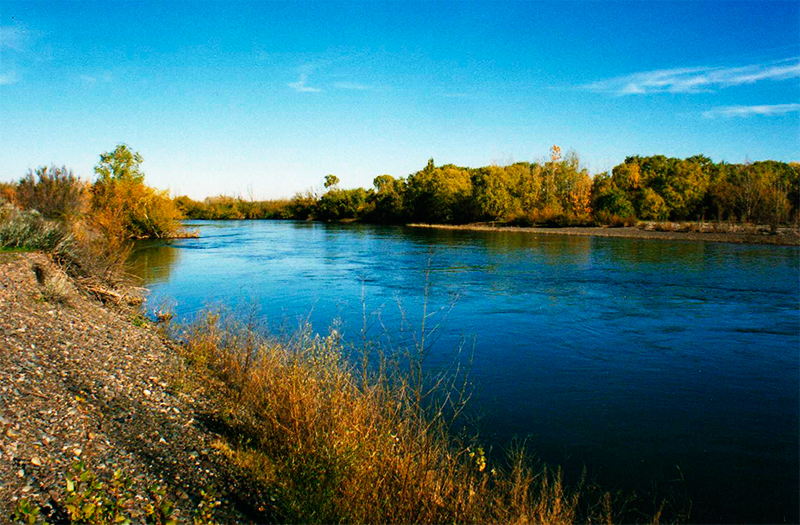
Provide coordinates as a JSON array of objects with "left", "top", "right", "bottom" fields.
[
  {"left": 333, "top": 81, "right": 372, "bottom": 91},
  {"left": 0, "top": 25, "right": 28, "bottom": 51},
  {"left": 288, "top": 73, "right": 321, "bottom": 93},
  {"left": 0, "top": 70, "right": 19, "bottom": 85},
  {"left": 586, "top": 58, "right": 800, "bottom": 96},
  {"left": 79, "top": 71, "right": 113, "bottom": 85},
  {"left": 702, "top": 103, "right": 800, "bottom": 118}
]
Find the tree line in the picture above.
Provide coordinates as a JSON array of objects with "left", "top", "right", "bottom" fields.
[
  {"left": 3, "top": 145, "right": 797, "bottom": 233},
  {"left": 175, "top": 146, "right": 799, "bottom": 228}
]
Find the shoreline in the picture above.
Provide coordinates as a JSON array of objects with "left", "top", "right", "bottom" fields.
[{"left": 407, "top": 222, "right": 800, "bottom": 246}]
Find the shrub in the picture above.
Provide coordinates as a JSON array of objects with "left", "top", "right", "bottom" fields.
[
  {"left": 16, "top": 166, "right": 88, "bottom": 221},
  {"left": 594, "top": 210, "right": 637, "bottom": 227},
  {"left": 91, "top": 179, "right": 182, "bottom": 239},
  {"left": 0, "top": 204, "right": 81, "bottom": 267}
]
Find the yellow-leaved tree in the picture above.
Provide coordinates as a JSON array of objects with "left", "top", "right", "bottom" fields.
[{"left": 90, "top": 144, "right": 182, "bottom": 240}]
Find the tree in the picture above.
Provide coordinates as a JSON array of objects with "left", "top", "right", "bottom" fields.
[
  {"left": 94, "top": 144, "right": 145, "bottom": 183},
  {"left": 324, "top": 174, "right": 340, "bottom": 189},
  {"left": 91, "top": 145, "right": 181, "bottom": 238}
]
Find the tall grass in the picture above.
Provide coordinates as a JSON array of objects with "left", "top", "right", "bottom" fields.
[{"left": 176, "top": 309, "right": 665, "bottom": 524}]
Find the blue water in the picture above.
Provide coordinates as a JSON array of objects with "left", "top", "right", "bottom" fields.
[{"left": 129, "top": 221, "right": 800, "bottom": 523}]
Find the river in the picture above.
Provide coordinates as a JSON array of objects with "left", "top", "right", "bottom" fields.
[{"left": 129, "top": 220, "right": 799, "bottom": 524}]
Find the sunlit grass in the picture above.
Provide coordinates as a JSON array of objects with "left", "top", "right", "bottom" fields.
[{"left": 175, "top": 308, "right": 668, "bottom": 524}]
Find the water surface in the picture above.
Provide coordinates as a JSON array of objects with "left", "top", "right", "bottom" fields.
[{"left": 130, "top": 221, "right": 799, "bottom": 523}]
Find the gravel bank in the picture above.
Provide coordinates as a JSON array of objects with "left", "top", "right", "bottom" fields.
[
  {"left": 0, "top": 252, "right": 256, "bottom": 523},
  {"left": 407, "top": 223, "right": 800, "bottom": 245}
]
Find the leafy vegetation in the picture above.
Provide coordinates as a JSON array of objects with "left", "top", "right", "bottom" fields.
[
  {"left": 10, "top": 461, "right": 222, "bottom": 525},
  {"left": 3, "top": 144, "right": 183, "bottom": 245},
  {"left": 174, "top": 148, "right": 799, "bottom": 228},
  {"left": 90, "top": 144, "right": 183, "bottom": 239}
]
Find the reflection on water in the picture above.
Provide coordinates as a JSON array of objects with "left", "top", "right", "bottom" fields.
[
  {"left": 128, "top": 239, "right": 181, "bottom": 286},
  {"left": 129, "top": 221, "right": 799, "bottom": 524}
]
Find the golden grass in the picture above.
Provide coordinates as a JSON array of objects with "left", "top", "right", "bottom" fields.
[{"left": 175, "top": 309, "right": 671, "bottom": 524}]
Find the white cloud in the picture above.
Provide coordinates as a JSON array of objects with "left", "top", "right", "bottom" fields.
[
  {"left": 0, "top": 25, "right": 27, "bottom": 51},
  {"left": 586, "top": 58, "right": 800, "bottom": 96},
  {"left": 0, "top": 70, "right": 19, "bottom": 85},
  {"left": 288, "top": 73, "right": 321, "bottom": 93},
  {"left": 702, "top": 103, "right": 800, "bottom": 118},
  {"left": 333, "top": 81, "right": 371, "bottom": 90}
]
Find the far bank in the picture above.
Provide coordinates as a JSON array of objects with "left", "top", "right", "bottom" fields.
[{"left": 407, "top": 221, "right": 800, "bottom": 246}]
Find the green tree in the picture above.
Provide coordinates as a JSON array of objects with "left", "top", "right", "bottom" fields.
[
  {"left": 324, "top": 174, "right": 340, "bottom": 189},
  {"left": 406, "top": 162, "right": 473, "bottom": 223},
  {"left": 471, "top": 165, "right": 514, "bottom": 220},
  {"left": 94, "top": 144, "right": 145, "bottom": 183},
  {"left": 368, "top": 175, "right": 407, "bottom": 223}
]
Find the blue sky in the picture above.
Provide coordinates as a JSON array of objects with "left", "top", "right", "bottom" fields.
[{"left": 1, "top": 1, "right": 798, "bottom": 199}]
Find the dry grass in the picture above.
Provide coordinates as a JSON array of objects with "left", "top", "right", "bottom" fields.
[{"left": 176, "top": 309, "right": 668, "bottom": 524}]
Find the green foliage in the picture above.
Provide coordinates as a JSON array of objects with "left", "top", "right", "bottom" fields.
[
  {"left": 593, "top": 187, "right": 636, "bottom": 221},
  {"left": 85, "top": 146, "right": 798, "bottom": 228},
  {"left": 594, "top": 154, "right": 799, "bottom": 225},
  {"left": 12, "top": 498, "right": 43, "bottom": 525},
  {"left": 63, "top": 461, "right": 134, "bottom": 524},
  {"left": 636, "top": 187, "right": 668, "bottom": 220},
  {"left": 406, "top": 161, "right": 473, "bottom": 223},
  {"left": 16, "top": 165, "right": 88, "bottom": 221},
  {"left": 472, "top": 165, "right": 515, "bottom": 220},
  {"left": 193, "top": 487, "right": 221, "bottom": 525},
  {"left": 144, "top": 486, "right": 177, "bottom": 525},
  {"left": 10, "top": 462, "right": 183, "bottom": 525},
  {"left": 366, "top": 175, "right": 407, "bottom": 223},
  {"left": 316, "top": 187, "right": 368, "bottom": 221},
  {"left": 94, "top": 144, "right": 145, "bottom": 184},
  {"left": 323, "top": 174, "right": 340, "bottom": 189}
]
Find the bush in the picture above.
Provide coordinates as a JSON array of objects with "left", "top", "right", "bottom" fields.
[
  {"left": 0, "top": 204, "right": 81, "bottom": 266},
  {"left": 594, "top": 210, "right": 637, "bottom": 227},
  {"left": 0, "top": 203, "right": 130, "bottom": 287},
  {"left": 91, "top": 179, "right": 182, "bottom": 239},
  {"left": 16, "top": 165, "right": 88, "bottom": 221}
]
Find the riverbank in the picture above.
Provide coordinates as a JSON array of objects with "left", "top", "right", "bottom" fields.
[
  {"left": 2, "top": 251, "right": 651, "bottom": 524},
  {"left": 408, "top": 222, "right": 800, "bottom": 246},
  {"left": 0, "top": 252, "right": 255, "bottom": 523}
]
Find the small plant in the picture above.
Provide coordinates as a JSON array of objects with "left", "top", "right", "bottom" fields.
[
  {"left": 11, "top": 498, "right": 45, "bottom": 525},
  {"left": 144, "top": 486, "right": 177, "bottom": 525},
  {"left": 9, "top": 462, "right": 183, "bottom": 525},
  {"left": 193, "top": 486, "right": 221, "bottom": 525},
  {"left": 64, "top": 461, "right": 134, "bottom": 524}
]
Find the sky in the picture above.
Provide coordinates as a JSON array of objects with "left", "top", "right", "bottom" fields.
[{"left": 1, "top": 0, "right": 798, "bottom": 199}]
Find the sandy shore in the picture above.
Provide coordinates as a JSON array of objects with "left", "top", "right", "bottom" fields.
[{"left": 407, "top": 223, "right": 800, "bottom": 246}]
